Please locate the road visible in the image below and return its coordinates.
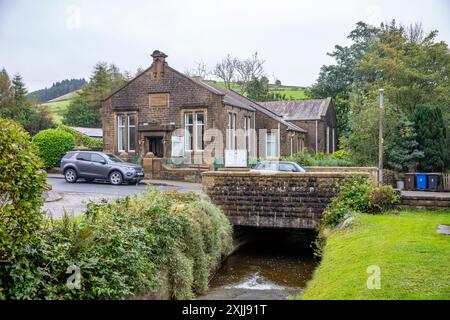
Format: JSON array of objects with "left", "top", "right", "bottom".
[
  {"left": 44, "top": 177, "right": 202, "bottom": 218},
  {"left": 48, "top": 177, "right": 200, "bottom": 196}
]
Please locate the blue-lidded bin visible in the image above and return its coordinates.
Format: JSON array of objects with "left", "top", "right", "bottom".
[{"left": 416, "top": 173, "right": 427, "bottom": 191}]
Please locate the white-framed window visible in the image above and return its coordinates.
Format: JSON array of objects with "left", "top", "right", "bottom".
[
  {"left": 266, "top": 132, "right": 277, "bottom": 158},
  {"left": 185, "top": 113, "right": 194, "bottom": 151},
  {"left": 244, "top": 116, "right": 251, "bottom": 151},
  {"left": 227, "top": 112, "right": 236, "bottom": 150},
  {"left": 117, "top": 114, "right": 135, "bottom": 153},
  {"left": 184, "top": 111, "right": 204, "bottom": 152},
  {"left": 128, "top": 116, "right": 136, "bottom": 152},
  {"left": 195, "top": 112, "right": 204, "bottom": 151},
  {"left": 118, "top": 115, "right": 126, "bottom": 152}
]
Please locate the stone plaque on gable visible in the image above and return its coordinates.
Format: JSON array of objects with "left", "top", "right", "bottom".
[{"left": 149, "top": 93, "right": 169, "bottom": 108}]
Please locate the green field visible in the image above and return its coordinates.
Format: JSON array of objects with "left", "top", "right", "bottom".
[
  {"left": 39, "top": 90, "right": 80, "bottom": 124},
  {"left": 208, "top": 81, "right": 308, "bottom": 100},
  {"left": 40, "top": 100, "right": 72, "bottom": 124},
  {"left": 302, "top": 210, "right": 450, "bottom": 300}
]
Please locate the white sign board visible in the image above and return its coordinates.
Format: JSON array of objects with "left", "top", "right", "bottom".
[
  {"left": 171, "top": 135, "right": 185, "bottom": 157},
  {"left": 225, "top": 149, "right": 248, "bottom": 167}
]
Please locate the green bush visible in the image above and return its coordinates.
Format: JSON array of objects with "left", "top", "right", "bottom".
[
  {"left": 368, "top": 185, "right": 400, "bottom": 213},
  {"left": 5, "top": 188, "right": 233, "bottom": 300},
  {"left": 0, "top": 118, "right": 48, "bottom": 297},
  {"left": 331, "top": 149, "right": 350, "bottom": 161},
  {"left": 322, "top": 175, "right": 400, "bottom": 229},
  {"left": 32, "top": 128, "right": 76, "bottom": 168},
  {"left": 314, "top": 152, "right": 325, "bottom": 160}
]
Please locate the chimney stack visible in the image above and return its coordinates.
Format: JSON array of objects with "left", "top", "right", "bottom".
[{"left": 151, "top": 50, "right": 168, "bottom": 80}]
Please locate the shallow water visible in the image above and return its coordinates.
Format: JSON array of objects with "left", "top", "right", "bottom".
[{"left": 198, "top": 231, "right": 318, "bottom": 300}]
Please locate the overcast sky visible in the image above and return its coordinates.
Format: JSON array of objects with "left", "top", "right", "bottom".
[{"left": 1, "top": 0, "right": 449, "bottom": 92}]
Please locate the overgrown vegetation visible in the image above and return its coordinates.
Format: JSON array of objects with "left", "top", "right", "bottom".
[
  {"left": 2, "top": 189, "right": 232, "bottom": 300},
  {"left": 0, "top": 118, "right": 48, "bottom": 298},
  {"left": 322, "top": 175, "right": 400, "bottom": 229},
  {"left": 282, "top": 149, "right": 355, "bottom": 167}
]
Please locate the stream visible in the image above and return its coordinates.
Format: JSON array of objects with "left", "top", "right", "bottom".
[{"left": 198, "top": 229, "right": 318, "bottom": 300}]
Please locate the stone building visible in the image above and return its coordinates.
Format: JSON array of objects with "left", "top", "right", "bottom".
[
  {"left": 259, "top": 99, "right": 337, "bottom": 154},
  {"left": 101, "top": 50, "right": 306, "bottom": 173}
]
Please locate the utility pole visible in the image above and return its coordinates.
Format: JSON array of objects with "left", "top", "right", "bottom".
[{"left": 378, "top": 88, "right": 384, "bottom": 185}]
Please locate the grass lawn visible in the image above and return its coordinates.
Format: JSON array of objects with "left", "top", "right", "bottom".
[{"left": 302, "top": 210, "right": 450, "bottom": 300}]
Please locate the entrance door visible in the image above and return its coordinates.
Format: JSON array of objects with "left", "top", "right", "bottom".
[{"left": 148, "top": 137, "right": 164, "bottom": 158}]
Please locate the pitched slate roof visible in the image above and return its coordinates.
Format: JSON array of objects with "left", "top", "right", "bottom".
[
  {"left": 198, "top": 81, "right": 306, "bottom": 132},
  {"left": 259, "top": 98, "right": 332, "bottom": 121}
]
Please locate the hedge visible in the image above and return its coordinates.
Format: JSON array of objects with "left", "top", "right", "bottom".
[
  {"left": 0, "top": 118, "right": 48, "bottom": 298},
  {"left": 31, "top": 128, "right": 76, "bottom": 169}
]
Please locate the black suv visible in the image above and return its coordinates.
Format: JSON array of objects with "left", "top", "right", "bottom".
[{"left": 60, "top": 151, "right": 144, "bottom": 185}]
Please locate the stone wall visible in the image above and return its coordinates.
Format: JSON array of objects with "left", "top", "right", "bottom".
[
  {"left": 202, "top": 171, "right": 369, "bottom": 229},
  {"left": 143, "top": 157, "right": 208, "bottom": 182},
  {"left": 305, "top": 167, "right": 378, "bottom": 185}
]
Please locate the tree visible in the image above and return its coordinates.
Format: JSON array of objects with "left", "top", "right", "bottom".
[
  {"left": 184, "top": 60, "right": 210, "bottom": 79},
  {"left": 0, "top": 69, "right": 54, "bottom": 135},
  {"left": 0, "top": 68, "right": 14, "bottom": 112},
  {"left": 246, "top": 76, "right": 269, "bottom": 101},
  {"left": 235, "top": 52, "right": 265, "bottom": 93},
  {"left": 27, "top": 78, "right": 86, "bottom": 103},
  {"left": 275, "top": 79, "right": 282, "bottom": 86},
  {"left": 413, "top": 104, "right": 447, "bottom": 172},
  {"left": 309, "top": 21, "right": 379, "bottom": 135},
  {"left": 213, "top": 55, "right": 238, "bottom": 89},
  {"left": 64, "top": 62, "right": 128, "bottom": 127},
  {"left": 63, "top": 95, "right": 100, "bottom": 128},
  {"left": 386, "top": 116, "right": 424, "bottom": 172}
]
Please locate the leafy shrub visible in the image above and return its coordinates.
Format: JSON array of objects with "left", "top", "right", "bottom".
[
  {"left": 0, "top": 118, "right": 48, "bottom": 297},
  {"left": 331, "top": 149, "right": 350, "bottom": 161},
  {"left": 314, "top": 152, "right": 326, "bottom": 160},
  {"left": 322, "top": 175, "right": 400, "bottom": 229},
  {"left": 32, "top": 128, "right": 76, "bottom": 168},
  {"left": 5, "top": 188, "right": 233, "bottom": 300},
  {"left": 368, "top": 185, "right": 400, "bottom": 213}
]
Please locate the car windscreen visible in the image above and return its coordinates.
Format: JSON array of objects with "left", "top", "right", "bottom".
[
  {"left": 106, "top": 154, "right": 123, "bottom": 163},
  {"left": 255, "top": 162, "right": 278, "bottom": 170}
]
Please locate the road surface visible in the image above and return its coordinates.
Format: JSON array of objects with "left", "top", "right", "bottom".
[{"left": 44, "top": 177, "right": 202, "bottom": 218}]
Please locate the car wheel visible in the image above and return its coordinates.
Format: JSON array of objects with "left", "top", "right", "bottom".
[
  {"left": 109, "top": 171, "right": 123, "bottom": 185},
  {"left": 64, "top": 169, "right": 78, "bottom": 183}
]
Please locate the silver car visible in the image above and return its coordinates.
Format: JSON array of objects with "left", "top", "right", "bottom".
[
  {"left": 251, "top": 161, "right": 306, "bottom": 173},
  {"left": 60, "top": 151, "right": 144, "bottom": 185}
]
